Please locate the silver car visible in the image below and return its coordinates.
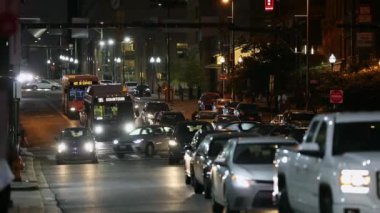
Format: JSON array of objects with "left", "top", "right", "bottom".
[{"left": 210, "top": 136, "right": 297, "bottom": 212}]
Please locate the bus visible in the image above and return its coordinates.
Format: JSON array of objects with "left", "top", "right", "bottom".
[
  {"left": 61, "top": 75, "right": 99, "bottom": 118},
  {"left": 79, "top": 84, "right": 135, "bottom": 141}
]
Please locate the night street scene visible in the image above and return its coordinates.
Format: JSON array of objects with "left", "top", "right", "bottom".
[{"left": 2, "top": 0, "right": 380, "bottom": 212}]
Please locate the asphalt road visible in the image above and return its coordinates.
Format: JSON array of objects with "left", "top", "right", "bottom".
[{"left": 20, "top": 90, "right": 277, "bottom": 213}]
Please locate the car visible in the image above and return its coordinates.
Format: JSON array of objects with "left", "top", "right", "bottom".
[
  {"left": 133, "top": 84, "right": 151, "bottom": 97},
  {"left": 112, "top": 125, "right": 173, "bottom": 158},
  {"left": 125, "top": 81, "right": 138, "bottom": 93},
  {"left": 212, "top": 98, "right": 232, "bottom": 113},
  {"left": 222, "top": 101, "right": 239, "bottom": 115},
  {"left": 281, "top": 110, "right": 315, "bottom": 129},
  {"left": 99, "top": 80, "right": 113, "bottom": 85},
  {"left": 212, "top": 114, "right": 240, "bottom": 130},
  {"left": 140, "top": 101, "right": 170, "bottom": 125},
  {"left": 167, "top": 121, "right": 213, "bottom": 164},
  {"left": 198, "top": 92, "right": 220, "bottom": 111},
  {"left": 234, "top": 103, "right": 262, "bottom": 122},
  {"left": 154, "top": 111, "right": 185, "bottom": 127},
  {"left": 55, "top": 127, "right": 98, "bottom": 164},
  {"left": 24, "top": 79, "right": 61, "bottom": 90},
  {"left": 194, "top": 110, "right": 218, "bottom": 123},
  {"left": 191, "top": 131, "right": 260, "bottom": 199},
  {"left": 211, "top": 136, "right": 297, "bottom": 212}
]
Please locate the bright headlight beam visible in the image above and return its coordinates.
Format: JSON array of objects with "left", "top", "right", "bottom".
[
  {"left": 57, "top": 143, "right": 67, "bottom": 153},
  {"left": 113, "top": 139, "right": 119, "bottom": 145},
  {"left": 168, "top": 140, "right": 177, "bottom": 146},
  {"left": 231, "top": 175, "right": 252, "bottom": 188},
  {"left": 124, "top": 123, "right": 134, "bottom": 133},
  {"left": 94, "top": 125, "right": 103, "bottom": 134},
  {"left": 84, "top": 142, "right": 94, "bottom": 152}
]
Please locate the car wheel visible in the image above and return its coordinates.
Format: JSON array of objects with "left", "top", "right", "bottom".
[
  {"left": 116, "top": 153, "right": 125, "bottom": 159},
  {"left": 192, "top": 175, "right": 203, "bottom": 194},
  {"left": 278, "top": 184, "right": 293, "bottom": 213},
  {"left": 56, "top": 157, "right": 62, "bottom": 165},
  {"left": 91, "top": 156, "right": 98, "bottom": 164},
  {"left": 51, "top": 86, "right": 57, "bottom": 90},
  {"left": 319, "top": 188, "right": 333, "bottom": 213},
  {"left": 168, "top": 157, "right": 176, "bottom": 165},
  {"left": 203, "top": 177, "right": 211, "bottom": 199},
  {"left": 225, "top": 204, "right": 239, "bottom": 213},
  {"left": 185, "top": 175, "right": 191, "bottom": 185},
  {"left": 32, "top": 85, "right": 38, "bottom": 90},
  {"left": 145, "top": 144, "right": 154, "bottom": 157}
]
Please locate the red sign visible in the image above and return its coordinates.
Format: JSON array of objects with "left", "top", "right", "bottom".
[
  {"left": 265, "top": 0, "right": 274, "bottom": 11},
  {"left": 330, "top": 90, "right": 344, "bottom": 104},
  {"left": 219, "top": 74, "right": 228, "bottom": 80}
]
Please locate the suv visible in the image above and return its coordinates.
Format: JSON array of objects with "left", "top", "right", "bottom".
[
  {"left": 198, "top": 92, "right": 220, "bottom": 111},
  {"left": 234, "top": 103, "right": 262, "bottom": 122},
  {"left": 154, "top": 111, "right": 185, "bottom": 127},
  {"left": 141, "top": 102, "right": 170, "bottom": 125}
]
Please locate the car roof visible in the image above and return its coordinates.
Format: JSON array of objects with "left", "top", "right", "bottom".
[
  {"left": 206, "top": 131, "right": 260, "bottom": 139},
  {"left": 315, "top": 111, "right": 380, "bottom": 123},
  {"left": 234, "top": 136, "right": 298, "bottom": 145}
]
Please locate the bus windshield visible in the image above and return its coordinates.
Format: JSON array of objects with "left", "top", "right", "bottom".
[
  {"left": 69, "top": 88, "right": 86, "bottom": 101},
  {"left": 94, "top": 102, "right": 134, "bottom": 121}
]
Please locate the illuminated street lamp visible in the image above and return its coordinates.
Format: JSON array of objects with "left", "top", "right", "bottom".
[
  {"left": 99, "top": 40, "right": 105, "bottom": 47},
  {"left": 329, "top": 54, "right": 336, "bottom": 72},
  {"left": 150, "top": 56, "right": 161, "bottom": 93},
  {"left": 238, "top": 56, "right": 243, "bottom": 64},
  {"left": 47, "top": 59, "right": 51, "bottom": 64},
  {"left": 108, "top": 39, "right": 115, "bottom": 46}
]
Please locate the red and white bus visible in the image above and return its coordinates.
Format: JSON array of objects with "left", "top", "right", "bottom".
[{"left": 62, "top": 74, "right": 99, "bottom": 118}]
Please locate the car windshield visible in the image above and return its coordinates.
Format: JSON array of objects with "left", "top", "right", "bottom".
[
  {"left": 162, "top": 114, "right": 185, "bottom": 123},
  {"left": 69, "top": 88, "right": 86, "bottom": 101},
  {"left": 62, "top": 129, "right": 92, "bottom": 141},
  {"left": 233, "top": 143, "right": 294, "bottom": 164},
  {"left": 146, "top": 103, "right": 169, "bottom": 112},
  {"left": 94, "top": 102, "right": 134, "bottom": 121},
  {"left": 176, "top": 124, "right": 206, "bottom": 138},
  {"left": 333, "top": 122, "right": 380, "bottom": 155},
  {"left": 208, "top": 139, "right": 228, "bottom": 157},
  {"left": 202, "top": 94, "right": 219, "bottom": 101},
  {"left": 291, "top": 113, "right": 315, "bottom": 121}
]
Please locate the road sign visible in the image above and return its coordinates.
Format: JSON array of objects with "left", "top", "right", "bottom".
[
  {"left": 330, "top": 90, "right": 344, "bottom": 104},
  {"left": 219, "top": 73, "right": 227, "bottom": 80},
  {"left": 265, "top": 0, "right": 274, "bottom": 11}
]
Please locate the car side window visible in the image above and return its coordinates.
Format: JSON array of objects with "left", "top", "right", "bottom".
[
  {"left": 304, "top": 121, "right": 319, "bottom": 142},
  {"left": 129, "top": 128, "right": 141, "bottom": 136},
  {"left": 141, "top": 128, "right": 152, "bottom": 135},
  {"left": 42, "top": 80, "right": 49, "bottom": 84},
  {"left": 315, "top": 122, "right": 327, "bottom": 153}
]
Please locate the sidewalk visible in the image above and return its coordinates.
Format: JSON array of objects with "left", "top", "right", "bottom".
[{"left": 9, "top": 149, "right": 61, "bottom": 213}]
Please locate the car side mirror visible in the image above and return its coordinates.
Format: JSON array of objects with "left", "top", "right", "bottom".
[
  {"left": 298, "top": 143, "right": 323, "bottom": 158},
  {"left": 214, "top": 157, "right": 227, "bottom": 167}
]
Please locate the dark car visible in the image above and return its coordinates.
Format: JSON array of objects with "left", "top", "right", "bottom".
[
  {"left": 167, "top": 121, "right": 213, "bottom": 164},
  {"left": 154, "top": 111, "right": 185, "bottom": 127},
  {"left": 112, "top": 125, "right": 173, "bottom": 158},
  {"left": 198, "top": 92, "right": 220, "bottom": 111},
  {"left": 222, "top": 101, "right": 239, "bottom": 115},
  {"left": 140, "top": 101, "right": 170, "bottom": 125},
  {"left": 55, "top": 127, "right": 98, "bottom": 164},
  {"left": 282, "top": 110, "right": 315, "bottom": 129},
  {"left": 234, "top": 103, "right": 262, "bottom": 122},
  {"left": 191, "top": 132, "right": 260, "bottom": 199},
  {"left": 266, "top": 124, "right": 306, "bottom": 143},
  {"left": 212, "top": 114, "right": 240, "bottom": 130},
  {"left": 133, "top": 84, "right": 151, "bottom": 97}
]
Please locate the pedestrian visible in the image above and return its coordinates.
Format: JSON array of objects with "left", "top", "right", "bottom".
[
  {"left": 197, "top": 85, "right": 201, "bottom": 99},
  {"left": 157, "top": 84, "right": 161, "bottom": 99},
  {"left": 178, "top": 85, "right": 184, "bottom": 101}
]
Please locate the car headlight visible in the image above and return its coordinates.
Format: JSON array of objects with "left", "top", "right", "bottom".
[
  {"left": 217, "top": 125, "right": 223, "bottom": 130},
  {"left": 133, "top": 139, "right": 143, "bottom": 144},
  {"left": 124, "top": 123, "right": 134, "bottom": 133},
  {"left": 134, "top": 104, "right": 139, "bottom": 109},
  {"left": 340, "top": 170, "right": 370, "bottom": 194},
  {"left": 57, "top": 143, "right": 67, "bottom": 153},
  {"left": 147, "top": 113, "right": 154, "bottom": 119},
  {"left": 70, "top": 107, "right": 76, "bottom": 112},
  {"left": 231, "top": 175, "right": 253, "bottom": 188},
  {"left": 113, "top": 139, "right": 119, "bottom": 145},
  {"left": 94, "top": 125, "right": 103, "bottom": 134},
  {"left": 168, "top": 140, "right": 177, "bottom": 146},
  {"left": 84, "top": 142, "right": 94, "bottom": 152}
]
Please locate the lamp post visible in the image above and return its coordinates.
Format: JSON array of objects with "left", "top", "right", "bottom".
[
  {"left": 150, "top": 56, "right": 161, "bottom": 93},
  {"left": 122, "top": 36, "right": 133, "bottom": 83},
  {"left": 219, "top": 56, "right": 226, "bottom": 98},
  {"left": 329, "top": 54, "right": 336, "bottom": 72},
  {"left": 108, "top": 39, "right": 115, "bottom": 82}
]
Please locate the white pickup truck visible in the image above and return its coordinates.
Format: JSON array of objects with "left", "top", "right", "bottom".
[{"left": 273, "top": 112, "right": 380, "bottom": 213}]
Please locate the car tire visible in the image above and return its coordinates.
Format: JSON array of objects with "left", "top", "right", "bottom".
[
  {"left": 203, "top": 177, "right": 211, "bottom": 199},
  {"left": 278, "top": 185, "right": 293, "bottom": 213},
  {"left": 56, "top": 157, "right": 62, "bottom": 165},
  {"left": 319, "top": 188, "right": 333, "bottom": 213},
  {"left": 212, "top": 198, "right": 223, "bottom": 213},
  {"left": 226, "top": 205, "right": 239, "bottom": 213},
  {"left": 32, "top": 85, "right": 38, "bottom": 90},
  {"left": 168, "top": 157, "right": 176, "bottom": 165},
  {"left": 192, "top": 176, "right": 203, "bottom": 194},
  {"left": 185, "top": 175, "right": 191, "bottom": 185},
  {"left": 91, "top": 157, "right": 98, "bottom": 164},
  {"left": 51, "top": 86, "right": 57, "bottom": 90},
  {"left": 145, "top": 144, "right": 154, "bottom": 157},
  {"left": 116, "top": 153, "right": 125, "bottom": 159}
]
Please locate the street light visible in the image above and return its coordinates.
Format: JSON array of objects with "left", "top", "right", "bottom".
[
  {"left": 329, "top": 54, "right": 336, "bottom": 72},
  {"left": 238, "top": 56, "right": 243, "bottom": 64},
  {"left": 150, "top": 56, "right": 161, "bottom": 93}
]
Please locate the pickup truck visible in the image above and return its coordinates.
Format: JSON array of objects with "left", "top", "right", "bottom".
[{"left": 273, "top": 112, "right": 380, "bottom": 213}]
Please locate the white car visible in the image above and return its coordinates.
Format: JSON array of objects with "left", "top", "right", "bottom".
[
  {"left": 125, "top": 82, "right": 138, "bottom": 93},
  {"left": 211, "top": 136, "right": 297, "bottom": 213},
  {"left": 25, "top": 79, "right": 61, "bottom": 90}
]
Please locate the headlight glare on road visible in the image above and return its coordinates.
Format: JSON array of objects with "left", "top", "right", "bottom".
[
  {"left": 84, "top": 142, "right": 94, "bottom": 152},
  {"left": 113, "top": 139, "right": 119, "bottom": 145},
  {"left": 168, "top": 140, "right": 177, "bottom": 146},
  {"left": 133, "top": 139, "right": 143, "bottom": 144},
  {"left": 70, "top": 107, "right": 76, "bottom": 112},
  {"left": 231, "top": 175, "right": 252, "bottom": 188},
  {"left": 94, "top": 125, "right": 103, "bottom": 134},
  {"left": 57, "top": 143, "right": 67, "bottom": 153},
  {"left": 340, "top": 170, "right": 370, "bottom": 194},
  {"left": 124, "top": 123, "right": 134, "bottom": 133}
]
